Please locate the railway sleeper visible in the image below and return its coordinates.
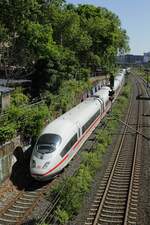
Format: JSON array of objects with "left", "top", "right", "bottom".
[
  {"left": 16, "top": 200, "right": 33, "bottom": 205},
  {"left": 107, "top": 194, "right": 127, "bottom": 200},
  {"left": 95, "top": 195, "right": 102, "bottom": 199},
  {"left": 131, "top": 191, "right": 139, "bottom": 196},
  {"left": 130, "top": 203, "right": 138, "bottom": 208},
  {"left": 12, "top": 204, "right": 29, "bottom": 209},
  {"left": 114, "top": 172, "right": 131, "bottom": 176},
  {"left": 94, "top": 195, "right": 102, "bottom": 199},
  {"left": 131, "top": 195, "right": 139, "bottom": 200},
  {"left": 105, "top": 197, "right": 127, "bottom": 202},
  {"left": 109, "top": 187, "right": 128, "bottom": 192},
  {"left": 5, "top": 210, "right": 23, "bottom": 216},
  {"left": 114, "top": 168, "right": 131, "bottom": 172},
  {"left": 108, "top": 190, "right": 127, "bottom": 195},
  {"left": 102, "top": 209, "right": 124, "bottom": 214},
  {"left": 93, "top": 200, "right": 101, "bottom": 203},
  {"left": 103, "top": 205, "right": 125, "bottom": 210},
  {"left": 99, "top": 183, "right": 107, "bottom": 188},
  {"left": 96, "top": 192, "right": 103, "bottom": 196},
  {"left": 110, "top": 183, "right": 129, "bottom": 188},
  {"left": 102, "top": 177, "right": 110, "bottom": 183},
  {"left": 128, "top": 215, "right": 137, "bottom": 220},
  {"left": 132, "top": 184, "right": 139, "bottom": 189},
  {"left": 128, "top": 221, "right": 136, "bottom": 225},
  {"left": 0, "top": 217, "right": 17, "bottom": 223},
  {"left": 100, "top": 213, "right": 123, "bottom": 219},
  {"left": 106, "top": 194, "right": 127, "bottom": 200},
  {"left": 130, "top": 198, "right": 138, "bottom": 203},
  {"left": 90, "top": 208, "right": 98, "bottom": 211},
  {"left": 8, "top": 208, "right": 25, "bottom": 213},
  {"left": 105, "top": 166, "right": 114, "bottom": 172},
  {"left": 111, "top": 180, "right": 129, "bottom": 185},
  {"left": 115, "top": 164, "right": 132, "bottom": 169},
  {"left": 91, "top": 204, "right": 99, "bottom": 208},
  {"left": 130, "top": 206, "right": 138, "bottom": 211},
  {"left": 28, "top": 190, "right": 40, "bottom": 194},
  {"left": 111, "top": 178, "right": 130, "bottom": 182},
  {"left": 84, "top": 222, "right": 93, "bottom": 225},
  {"left": 86, "top": 217, "right": 94, "bottom": 220},
  {"left": 4, "top": 212, "right": 22, "bottom": 218},
  {"left": 105, "top": 200, "right": 125, "bottom": 206},
  {"left": 98, "top": 217, "right": 122, "bottom": 224},
  {"left": 112, "top": 176, "right": 130, "bottom": 181},
  {"left": 117, "top": 161, "right": 132, "bottom": 165},
  {"left": 89, "top": 212, "right": 96, "bottom": 216},
  {"left": 129, "top": 211, "right": 137, "bottom": 216},
  {"left": 20, "top": 197, "right": 34, "bottom": 201}
]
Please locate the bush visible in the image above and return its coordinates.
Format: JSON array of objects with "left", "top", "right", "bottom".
[
  {"left": 6, "top": 103, "right": 50, "bottom": 141},
  {"left": 82, "top": 152, "right": 101, "bottom": 172},
  {"left": 96, "top": 130, "right": 111, "bottom": 147},
  {"left": 55, "top": 208, "right": 69, "bottom": 224},
  {"left": 0, "top": 122, "right": 16, "bottom": 144},
  {"left": 19, "top": 104, "right": 50, "bottom": 139},
  {"left": 11, "top": 87, "right": 29, "bottom": 106}
]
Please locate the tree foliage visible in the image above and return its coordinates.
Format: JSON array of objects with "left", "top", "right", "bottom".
[{"left": 0, "top": 0, "right": 129, "bottom": 94}]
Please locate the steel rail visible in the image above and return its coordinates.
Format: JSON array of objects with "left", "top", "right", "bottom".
[
  {"left": 123, "top": 78, "right": 143, "bottom": 225},
  {"left": 84, "top": 77, "right": 143, "bottom": 225},
  {"left": 92, "top": 83, "right": 135, "bottom": 225}
]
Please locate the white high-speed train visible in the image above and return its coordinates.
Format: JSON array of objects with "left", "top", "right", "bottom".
[{"left": 30, "top": 70, "right": 125, "bottom": 181}]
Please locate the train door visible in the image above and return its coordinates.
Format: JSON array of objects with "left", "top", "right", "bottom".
[
  {"left": 97, "top": 98, "right": 104, "bottom": 113},
  {"left": 76, "top": 122, "right": 82, "bottom": 139}
]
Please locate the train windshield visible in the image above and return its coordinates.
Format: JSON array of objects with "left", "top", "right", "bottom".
[{"left": 36, "top": 134, "right": 62, "bottom": 154}]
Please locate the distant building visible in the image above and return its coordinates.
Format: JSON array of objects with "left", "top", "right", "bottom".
[
  {"left": 143, "top": 52, "right": 150, "bottom": 63},
  {"left": 117, "top": 54, "right": 144, "bottom": 65}
]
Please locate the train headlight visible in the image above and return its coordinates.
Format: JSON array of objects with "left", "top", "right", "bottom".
[
  {"left": 43, "top": 162, "right": 50, "bottom": 169},
  {"left": 31, "top": 160, "right": 36, "bottom": 168}
]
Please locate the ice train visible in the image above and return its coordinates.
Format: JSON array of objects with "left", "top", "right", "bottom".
[{"left": 30, "top": 70, "right": 125, "bottom": 181}]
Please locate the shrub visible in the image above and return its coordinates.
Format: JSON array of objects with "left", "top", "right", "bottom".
[
  {"left": 0, "top": 122, "right": 16, "bottom": 144},
  {"left": 55, "top": 208, "right": 69, "bottom": 224},
  {"left": 19, "top": 104, "right": 50, "bottom": 139},
  {"left": 11, "top": 87, "right": 29, "bottom": 106},
  {"left": 82, "top": 152, "right": 101, "bottom": 172}
]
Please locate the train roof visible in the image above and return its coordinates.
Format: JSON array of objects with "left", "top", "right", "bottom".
[
  {"left": 41, "top": 97, "right": 100, "bottom": 139},
  {"left": 41, "top": 117, "right": 77, "bottom": 140},
  {"left": 62, "top": 97, "right": 100, "bottom": 126},
  {"left": 94, "top": 87, "right": 110, "bottom": 103}
]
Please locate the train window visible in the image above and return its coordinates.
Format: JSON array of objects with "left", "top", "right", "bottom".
[
  {"left": 82, "top": 110, "right": 100, "bottom": 133},
  {"left": 60, "top": 134, "right": 77, "bottom": 158},
  {"left": 36, "top": 134, "right": 62, "bottom": 154}
]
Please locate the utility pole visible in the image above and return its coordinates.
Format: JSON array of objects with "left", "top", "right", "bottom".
[{"left": 144, "top": 68, "right": 150, "bottom": 88}]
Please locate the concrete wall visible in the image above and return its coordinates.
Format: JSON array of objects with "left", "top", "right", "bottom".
[
  {"left": 0, "top": 136, "right": 21, "bottom": 184},
  {"left": 1, "top": 93, "right": 11, "bottom": 111}
]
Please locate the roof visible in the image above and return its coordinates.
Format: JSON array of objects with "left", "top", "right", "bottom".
[
  {"left": 63, "top": 98, "right": 100, "bottom": 126},
  {"left": 0, "top": 86, "right": 14, "bottom": 94},
  {"left": 0, "top": 79, "right": 31, "bottom": 86}
]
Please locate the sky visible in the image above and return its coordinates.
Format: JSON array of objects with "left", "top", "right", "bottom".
[{"left": 66, "top": 0, "right": 150, "bottom": 55}]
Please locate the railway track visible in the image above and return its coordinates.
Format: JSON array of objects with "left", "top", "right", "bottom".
[
  {"left": 0, "top": 76, "right": 143, "bottom": 225},
  {"left": 0, "top": 179, "right": 58, "bottom": 225},
  {"left": 0, "top": 117, "right": 107, "bottom": 225},
  {"left": 83, "top": 77, "right": 145, "bottom": 225}
]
